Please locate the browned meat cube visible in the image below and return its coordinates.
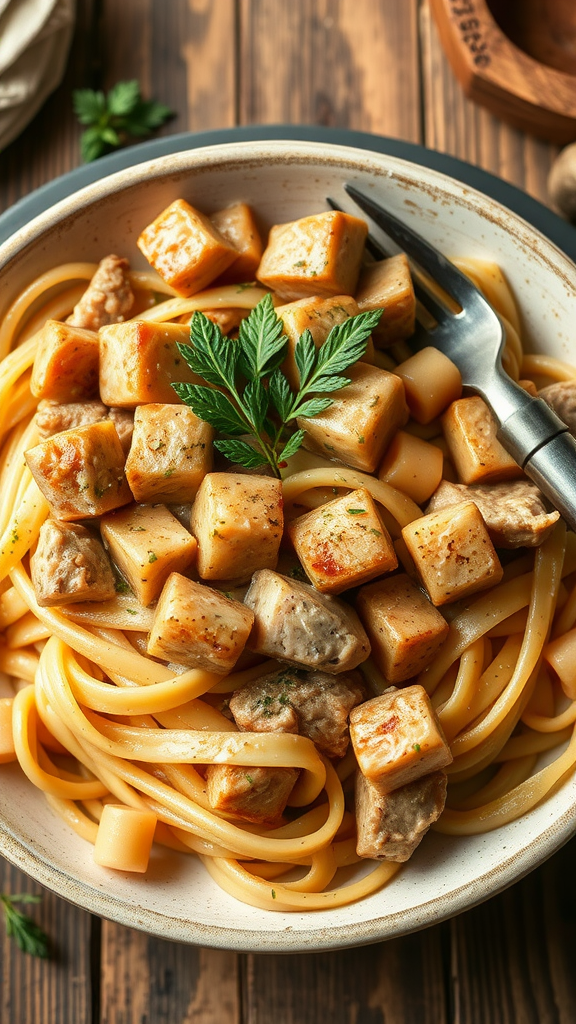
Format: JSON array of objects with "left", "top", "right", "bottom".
[
  {"left": 35, "top": 399, "right": 109, "bottom": 439},
  {"left": 30, "top": 321, "right": 99, "bottom": 402},
  {"left": 30, "top": 519, "right": 115, "bottom": 607},
  {"left": 137, "top": 199, "right": 238, "bottom": 295},
  {"left": 356, "top": 575, "right": 449, "bottom": 683},
  {"left": 100, "top": 505, "right": 197, "bottom": 607},
  {"left": 426, "top": 479, "right": 560, "bottom": 548},
  {"left": 25, "top": 420, "right": 132, "bottom": 521},
  {"left": 257, "top": 211, "right": 368, "bottom": 301},
  {"left": 147, "top": 573, "right": 254, "bottom": 672},
  {"left": 442, "top": 396, "right": 523, "bottom": 484},
  {"left": 355, "top": 254, "right": 416, "bottom": 347},
  {"left": 205, "top": 764, "right": 298, "bottom": 824},
  {"left": 401, "top": 501, "right": 503, "bottom": 606},
  {"left": 190, "top": 473, "right": 283, "bottom": 581},
  {"left": 125, "top": 404, "right": 213, "bottom": 504},
  {"left": 298, "top": 362, "right": 408, "bottom": 473},
  {"left": 539, "top": 380, "right": 576, "bottom": 435},
  {"left": 350, "top": 687, "right": 452, "bottom": 790},
  {"left": 355, "top": 769, "right": 447, "bottom": 861},
  {"left": 288, "top": 487, "right": 397, "bottom": 595},
  {"left": 99, "top": 320, "right": 202, "bottom": 407},
  {"left": 210, "top": 203, "right": 264, "bottom": 284},
  {"left": 244, "top": 569, "right": 370, "bottom": 673},
  {"left": 229, "top": 668, "right": 366, "bottom": 759},
  {"left": 67, "top": 255, "right": 134, "bottom": 330}
]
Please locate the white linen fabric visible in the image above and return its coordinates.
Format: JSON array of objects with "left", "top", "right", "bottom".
[{"left": 0, "top": 0, "right": 75, "bottom": 151}]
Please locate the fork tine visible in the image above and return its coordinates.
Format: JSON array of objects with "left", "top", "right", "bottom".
[
  {"left": 344, "top": 183, "right": 478, "bottom": 308},
  {"left": 327, "top": 194, "right": 447, "bottom": 325}
]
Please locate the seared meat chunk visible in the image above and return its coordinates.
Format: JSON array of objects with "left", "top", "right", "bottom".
[
  {"left": 36, "top": 399, "right": 108, "bottom": 439},
  {"left": 68, "top": 255, "right": 134, "bottom": 330},
  {"left": 539, "top": 380, "right": 576, "bottom": 436},
  {"left": 244, "top": 569, "right": 370, "bottom": 673},
  {"left": 31, "top": 519, "right": 115, "bottom": 606},
  {"left": 426, "top": 479, "right": 559, "bottom": 548},
  {"left": 205, "top": 764, "right": 298, "bottom": 825},
  {"left": 355, "top": 770, "right": 447, "bottom": 861},
  {"left": 229, "top": 668, "right": 366, "bottom": 759}
]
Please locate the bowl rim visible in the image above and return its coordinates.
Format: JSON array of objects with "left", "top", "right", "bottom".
[{"left": 1, "top": 135, "right": 576, "bottom": 952}]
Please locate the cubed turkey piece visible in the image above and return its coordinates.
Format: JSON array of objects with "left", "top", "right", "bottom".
[
  {"left": 349, "top": 686, "right": 452, "bottom": 790},
  {"left": 229, "top": 667, "right": 366, "bottom": 759},
  {"left": 298, "top": 362, "right": 409, "bottom": 473},
  {"left": 100, "top": 504, "right": 197, "bottom": 606},
  {"left": 276, "top": 294, "right": 360, "bottom": 389},
  {"left": 355, "top": 769, "right": 447, "bottom": 861},
  {"left": 426, "top": 479, "right": 560, "bottom": 548},
  {"left": 210, "top": 202, "right": 264, "bottom": 284},
  {"left": 67, "top": 255, "right": 134, "bottom": 330},
  {"left": 137, "top": 199, "right": 238, "bottom": 295},
  {"left": 36, "top": 399, "right": 108, "bottom": 439},
  {"left": 35, "top": 400, "right": 134, "bottom": 455},
  {"left": 205, "top": 764, "right": 299, "bottom": 825},
  {"left": 25, "top": 420, "right": 132, "bottom": 521},
  {"left": 441, "top": 396, "right": 523, "bottom": 484},
  {"left": 288, "top": 487, "right": 397, "bottom": 595},
  {"left": 244, "top": 569, "right": 370, "bottom": 673},
  {"left": 539, "top": 381, "right": 576, "bottom": 436},
  {"left": 257, "top": 211, "right": 368, "bottom": 301},
  {"left": 190, "top": 473, "right": 283, "bottom": 581},
  {"left": 401, "top": 500, "right": 503, "bottom": 606},
  {"left": 99, "top": 320, "right": 202, "bottom": 407},
  {"left": 30, "top": 320, "right": 99, "bottom": 402},
  {"left": 356, "top": 574, "right": 449, "bottom": 683},
  {"left": 147, "top": 573, "right": 254, "bottom": 673},
  {"left": 125, "top": 403, "right": 213, "bottom": 504},
  {"left": 355, "top": 254, "right": 416, "bottom": 347},
  {"left": 30, "top": 519, "right": 115, "bottom": 607}
]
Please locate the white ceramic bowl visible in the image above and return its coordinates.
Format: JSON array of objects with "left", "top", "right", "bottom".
[{"left": 1, "top": 140, "right": 575, "bottom": 952}]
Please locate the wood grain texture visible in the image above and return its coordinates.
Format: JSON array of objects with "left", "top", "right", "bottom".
[
  {"left": 239, "top": 0, "right": 421, "bottom": 140},
  {"left": 243, "top": 927, "right": 449, "bottom": 1024},
  {"left": 0, "top": 862, "right": 94, "bottom": 1024},
  {"left": 420, "top": 0, "right": 560, "bottom": 204},
  {"left": 100, "top": 921, "right": 240, "bottom": 1024}
]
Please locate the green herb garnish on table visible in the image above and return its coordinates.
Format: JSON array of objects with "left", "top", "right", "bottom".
[
  {"left": 172, "top": 294, "right": 381, "bottom": 478},
  {"left": 73, "top": 80, "right": 173, "bottom": 162},
  {"left": 1, "top": 893, "right": 50, "bottom": 958}
]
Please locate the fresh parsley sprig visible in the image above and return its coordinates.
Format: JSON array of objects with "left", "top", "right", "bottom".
[
  {"left": 172, "top": 294, "right": 381, "bottom": 477},
  {"left": 73, "top": 80, "right": 173, "bottom": 162},
  {"left": 1, "top": 893, "right": 49, "bottom": 958}
]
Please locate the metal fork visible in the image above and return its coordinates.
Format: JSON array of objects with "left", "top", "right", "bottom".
[{"left": 329, "top": 183, "right": 576, "bottom": 532}]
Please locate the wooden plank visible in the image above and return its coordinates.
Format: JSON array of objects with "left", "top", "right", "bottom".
[
  {"left": 0, "top": 860, "right": 94, "bottom": 1024},
  {"left": 420, "top": 0, "right": 559, "bottom": 205},
  {"left": 239, "top": 0, "right": 422, "bottom": 141},
  {"left": 242, "top": 926, "right": 449, "bottom": 1024},
  {"left": 99, "top": 921, "right": 240, "bottom": 1024},
  {"left": 101, "top": 0, "right": 237, "bottom": 132},
  {"left": 451, "top": 837, "right": 576, "bottom": 1023}
]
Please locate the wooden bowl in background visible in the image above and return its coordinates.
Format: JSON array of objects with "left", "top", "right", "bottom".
[{"left": 430, "top": 0, "right": 576, "bottom": 143}]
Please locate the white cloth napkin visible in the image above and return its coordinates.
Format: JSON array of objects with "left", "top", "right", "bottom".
[{"left": 0, "top": 0, "right": 75, "bottom": 151}]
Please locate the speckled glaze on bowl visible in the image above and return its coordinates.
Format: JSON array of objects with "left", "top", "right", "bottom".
[{"left": 1, "top": 140, "right": 575, "bottom": 952}]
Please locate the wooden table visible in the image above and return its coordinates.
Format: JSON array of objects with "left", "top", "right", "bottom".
[{"left": 1, "top": 2, "right": 576, "bottom": 1021}]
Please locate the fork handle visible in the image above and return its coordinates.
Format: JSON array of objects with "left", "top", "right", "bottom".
[{"left": 496, "top": 398, "right": 576, "bottom": 532}]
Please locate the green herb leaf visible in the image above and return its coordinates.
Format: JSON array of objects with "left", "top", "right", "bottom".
[
  {"left": 294, "top": 329, "right": 317, "bottom": 388},
  {"left": 1, "top": 894, "right": 49, "bottom": 958},
  {"left": 292, "top": 396, "right": 333, "bottom": 419},
  {"left": 244, "top": 379, "right": 269, "bottom": 432},
  {"left": 73, "top": 81, "right": 173, "bottom": 162},
  {"left": 73, "top": 89, "right": 107, "bottom": 124},
  {"left": 238, "top": 292, "right": 286, "bottom": 380},
  {"left": 173, "top": 384, "right": 247, "bottom": 436},
  {"left": 268, "top": 369, "right": 293, "bottom": 423},
  {"left": 313, "top": 309, "right": 382, "bottom": 379},
  {"left": 107, "top": 79, "right": 141, "bottom": 116},
  {"left": 179, "top": 312, "right": 238, "bottom": 389},
  {"left": 278, "top": 429, "right": 306, "bottom": 463},
  {"left": 305, "top": 374, "right": 351, "bottom": 394},
  {"left": 214, "top": 439, "right": 268, "bottom": 468}
]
